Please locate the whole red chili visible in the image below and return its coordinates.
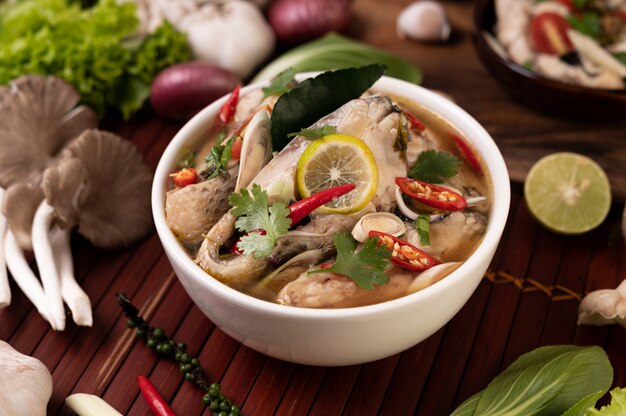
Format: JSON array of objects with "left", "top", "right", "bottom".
[
  {"left": 396, "top": 177, "right": 467, "bottom": 211},
  {"left": 288, "top": 183, "right": 356, "bottom": 225},
  {"left": 138, "top": 375, "right": 177, "bottom": 416},
  {"left": 218, "top": 84, "right": 241, "bottom": 125},
  {"left": 170, "top": 168, "right": 197, "bottom": 188},
  {"left": 369, "top": 231, "right": 439, "bottom": 272},
  {"left": 450, "top": 133, "right": 483, "bottom": 175},
  {"left": 405, "top": 111, "right": 426, "bottom": 132}
]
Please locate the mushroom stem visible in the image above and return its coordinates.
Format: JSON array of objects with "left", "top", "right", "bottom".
[
  {"left": 4, "top": 231, "right": 53, "bottom": 326},
  {"left": 32, "top": 200, "right": 65, "bottom": 331},
  {"left": 0, "top": 187, "right": 10, "bottom": 309},
  {"left": 50, "top": 225, "right": 92, "bottom": 327}
]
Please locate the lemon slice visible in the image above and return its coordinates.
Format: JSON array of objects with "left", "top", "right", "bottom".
[
  {"left": 524, "top": 152, "right": 611, "bottom": 234},
  {"left": 296, "top": 134, "right": 378, "bottom": 214}
]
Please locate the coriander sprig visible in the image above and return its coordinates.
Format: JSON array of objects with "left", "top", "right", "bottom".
[{"left": 116, "top": 293, "right": 241, "bottom": 415}]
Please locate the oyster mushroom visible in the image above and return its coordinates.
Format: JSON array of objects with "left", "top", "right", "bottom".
[
  {"left": 0, "top": 341, "right": 52, "bottom": 416},
  {"left": 0, "top": 75, "right": 96, "bottom": 322},
  {"left": 351, "top": 212, "right": 404, "bottom": 243},
  {"left": 31, "top": 129, "right": 152, "bottom": 329},
  {"left": 578, "top": 279, "right": 626, "bottom": 328}
]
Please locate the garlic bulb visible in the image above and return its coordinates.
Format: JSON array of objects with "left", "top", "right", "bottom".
[
  {"left": 578, "top": 279, "right": 626, "bottom": 328},
  {"left": 397, "top": 1, "right": 451, "bottom": 43},
  {"left": 0, "top": 341, "right": 52, "bottom": 416},
  {"left": 351, "top": 212, "right": 405, "bottom": 243},
  {"left": 180, "top": 0, "right": 275, "bottom": 78}
]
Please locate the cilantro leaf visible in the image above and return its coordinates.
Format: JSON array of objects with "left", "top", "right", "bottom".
[
  {"left": 309, "top": 232, "right": 391, "bottom": 290},
  {"left": 408, "top": 149, "right": 462, "bottom": 184},
  {"left": 262, "top": 67, "right": 297, "bottom": 98},
  {"left": 203, "top": 133, "right": 237, "bottom": 179},
  {"left": 228, "top": 184, "right": 291, "bottom": 259},
  {"left": 287, "top": 125, "right": 337, "bottom": 139},
  {"left": 416, "top": 214, "right": 430, "bottom": 246},
  {"left": 567, "top": 13, "right": 601, "bottom": 39}
]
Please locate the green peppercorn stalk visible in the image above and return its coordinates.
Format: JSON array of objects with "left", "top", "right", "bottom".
[{"left": 116, "top": 293, "right": 242, "bottom": 416}]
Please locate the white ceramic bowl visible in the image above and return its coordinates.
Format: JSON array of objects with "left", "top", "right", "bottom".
[{"left": 152, "top": 74, "right": 510, "bottom": 366}]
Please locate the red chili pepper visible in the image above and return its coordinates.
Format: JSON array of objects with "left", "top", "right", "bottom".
[
  {"left": 288, "top": 183, "right": 356, "bottom": 226},
  {"left": 319, "top": 263, "right": 333, "bottom": 269},
  {"left": 230, "top": 136, "right": 243, "bottom": 160},
  {"left": 450, "top": 133, "right": 483, "bottom": 175},
  {"left": 369, "top": 231, "right": 439, "bottom": 272},
  {"left": 405, "top": 111, "right": 426, "bottom": 132},
  {"left": 170, "top": 168, "right": 197, "bottom": 188},
  {"left": 218, "top": 84, "right": 241, "bottom": 125},
  {"left": 231, "top": 229, "right": 266, "bottom": 254},
  {"left": 396, "top": 177, "right": 467, "bottom": 211},
  {"left": 137, "top": 376, "right": 177, "bottom": 416}
]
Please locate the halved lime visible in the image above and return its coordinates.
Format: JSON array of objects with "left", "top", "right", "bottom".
[
  {"left": 524, "top": 152, "right": 611, "bottom": 234},
  {"left": 296, "top": 134, "right": 378, "bottom": 214}
]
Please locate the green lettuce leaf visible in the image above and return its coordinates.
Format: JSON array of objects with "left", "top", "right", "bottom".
[
  {"left": 451, "top": 345, "right": 613, "bottom": 416},
  {"left": 252, "top": 33, "right": 422, "bottom": 85},
  {"left": 585, "top": 388, "right": 626, "bottom": 415}
]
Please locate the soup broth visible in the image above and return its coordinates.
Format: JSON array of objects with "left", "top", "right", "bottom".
[{"left": 165, "top": 88, "right": 492, "bottom": 308}]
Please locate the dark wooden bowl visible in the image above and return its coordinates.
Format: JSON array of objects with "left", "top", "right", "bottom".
[{"left": 473, "top": 0, "right": 626, "bottom": 118}]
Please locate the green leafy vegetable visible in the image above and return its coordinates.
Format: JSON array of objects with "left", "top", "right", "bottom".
[
  {"left": 416, "top": 214, "right": 430, "bottom": 246},
  {"left": 228, "top": 184, "right": 291, "bottom": 259},
  {"left": 309, "top": 232, "right": 391, "bottom": 290},
  {"left": 270, "top": 64, "right": 386, "bottom": 151},
  {"left": 408, "top": 150, "right": 462, "bottom": 183},
  {"left": 203, "top": 134, "right": 238, "bottom": 179},
  {"left": 252, "top": 33, "right": 422, "bottom": 85},
  {"left": 178, "top": 149, "right": 196, "bottom": 169},
  {"left": 562, "top": 391, "right": 606, "bottom": 416},
  {"left": 262, "top": 68, "right": 297, "bottom": 98},
  {"left": 395, "top": 117, "right": 409, "bottom": 151},
  {"left": 585, "top": 388, "right": 626, "bottom": 415},
  {"left": 450, "top": 345, "right": 613, "bottom": 416},
  {"left": 287, "top": 125, "right": 337, "bottom": 140},
  {"left": 0, "top": 0, "right": 190, "bottom": 118},
  {"left": 615, "top": 53, "right": 626, "bottom": 66},
  {"left": 567, "top": 13, "right": 601, "bottom": 39}
]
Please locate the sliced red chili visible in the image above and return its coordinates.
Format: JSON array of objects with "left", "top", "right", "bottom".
[
  {"left": 137, "top": 376, "right": 177, "bottom": 416},
  {"left": 218, "top": 84, "right": 241, "bottom": 125},
  {"left": 288, "top": 183, "right": 356, "bottom": 226},
  {"left": 396, "top": 177, "right": 467, "bottom": 211},
  {"left": 368, "top": 231, "right": 439, "bottom": 272},
  {"left": 530, "top": 12, "right": 573, "bottom": 55},
  {"left": 170, "top": 168, "right": 197, "bottom": 188},
  {"left": 450, "top": 133, "right": 483, "bottom": 175},
  {"left": 230, "top": 136, "right": 243, "bottom": 160},
  {"left": 405, "top": 111, "right": 426, "bottom": 132}
]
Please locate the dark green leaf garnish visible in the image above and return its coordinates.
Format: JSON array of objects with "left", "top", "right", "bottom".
[
  {"left": 203, "top": 134, "right": 238, "bottom": 179},
  {"left": 416, "top": 214, "right": 430, "bottom": 246},
  {"left": 395, "top": 117, "right": 409, "bottom": 151},
  {"left": 287, "top": 125, "right": 337, "bottom": 139},
  {"left": 178, "top": 149, "right": 196, "bottom": 168},
  {"left": 309, "top": 232, "right": 391, "bottom": 290},
  {"left": 567, "top": 13, "right": 601, "bottom": 39},
  {"left": 269, "top": 64, "right": 387, "bottom": 151},
  {"left": 262, "top": 67, "right": 297, "bottom": 98},
  {"left": 408, "top": 150, "right": 462, "bottom": 184}
]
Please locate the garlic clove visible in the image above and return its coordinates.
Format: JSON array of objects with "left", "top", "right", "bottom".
[
  {"left": 578, "top": 279, "right": 626, "bottom": 329},
  {"left": 0, "top": 341, "right": 52, "bottom": 416},
  {"left": 397, "top": 1, "right": 451, "bottom": 43},
  {"left": 351, "top": 212, "right": 405, "bottom": 243}
]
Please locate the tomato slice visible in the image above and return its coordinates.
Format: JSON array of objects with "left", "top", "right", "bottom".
[
  {"left": 531, "top": 12, "right": 573, "bottom": 55},
  {"left": 230, "top": 136, "right": 243, "bottom": 160},
  {"left": 369, "top": 231, "right": 439, "bottom": 272},
  {"left": 171, "top": 168, "right": 197, "bottom": 188},
  {"left": 396, "top": 177, "right": 467, "bottom": 211}
]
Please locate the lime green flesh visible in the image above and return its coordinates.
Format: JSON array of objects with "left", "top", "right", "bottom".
[{"left": 524, "top": 153, "right": 611, "bottom": 234}]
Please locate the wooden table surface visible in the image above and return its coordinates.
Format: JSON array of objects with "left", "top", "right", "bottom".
[{"left": 2, "top": 0, "right": 626, "bottom": 415}]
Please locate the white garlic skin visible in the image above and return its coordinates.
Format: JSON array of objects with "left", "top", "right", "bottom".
[
  {"left": 397, "top": 1, "right": 451, "bottom": 43},
  {"left": 0, "top": 341, "right": 52, "bottom": 416}
]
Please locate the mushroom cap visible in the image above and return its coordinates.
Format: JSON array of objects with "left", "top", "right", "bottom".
[
  {"left": 0, "top": 75, "right": 97, "bottom": 188},
  {"left": 42, "top": 129, "right": 153, "bottom": 249},
  {"left": 1, "top": 182, "right": 44, "bottom": 250}
]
